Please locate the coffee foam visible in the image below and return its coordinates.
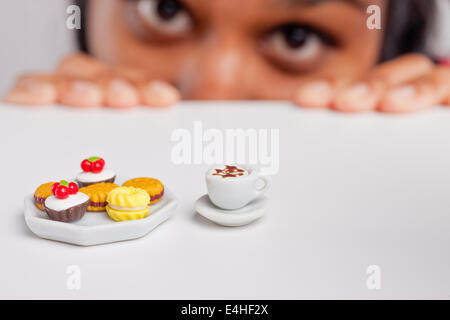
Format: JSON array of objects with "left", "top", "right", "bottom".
[{"left": 208, "top": 165, "right": 249, "bottom": 179}]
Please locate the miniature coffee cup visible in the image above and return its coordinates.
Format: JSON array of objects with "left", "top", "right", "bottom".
[{"left": 205, "top": 165, "right": 271, "bottom": 210}]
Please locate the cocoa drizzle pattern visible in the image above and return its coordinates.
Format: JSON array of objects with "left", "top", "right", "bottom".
[{"left": 212, "top": 165, "right": 246, "bottom": 178}]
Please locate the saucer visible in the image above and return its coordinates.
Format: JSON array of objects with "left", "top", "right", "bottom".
[
  {"left": 195, "top": 194, "right": 268, "bottom": 227},
  {"left": 24, "top": 187, "right": 178, "bottom": 246}
]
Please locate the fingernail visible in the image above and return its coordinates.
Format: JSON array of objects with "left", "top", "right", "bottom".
[
  {"left": 146, "top": 81, "right": 177, "bottom": 94},
  {"left": 388, "top": 85, "right": 416, "bottom": 99},
  {"left": 70, "top": 81, "right": 100, "bottom": 93},
  {"left": 379, "top": 85, "right": 420, "bottom": 113},
  {"left": 60, "top": 81, "right": 103, "bottom": 108},
  {"left": 142, "top": 81, "right": 180, "bottom": 107},
  {"left": 106, "top": 79, "right": 139, "bottom": 109},
  {"left": 294, "top": 81, "right": 333, "bottom": 108},
  {"left": 334, "top": 83, "right": 378, "bottom": 112},
  {"left": 108, "top": 79, "right": 131, "bottom": 91},
  {"left": 344, "top": 83, "right": 370, "bottom": 97}
]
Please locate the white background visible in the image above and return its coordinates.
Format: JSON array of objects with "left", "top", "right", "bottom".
[
  {"left": 1, "top": 101, "right": 450, "bottom": 299},
  {"left": 0, "top": 0, "right": 74, "bottom": 95}
]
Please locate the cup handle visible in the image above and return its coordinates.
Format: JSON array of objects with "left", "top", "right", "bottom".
[{"left": 254, "top": 175, "right": 271, "bottom": 196}]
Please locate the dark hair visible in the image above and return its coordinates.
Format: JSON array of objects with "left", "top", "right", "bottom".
[
  {"left": 76, "top": 0, "right": 88, "bottom": 53},
  {"left": 75, "top": 0, "right": 436, "bottom": 62},
  {"left": 380, "top": 0, "right": 436, "bottom": 61}
]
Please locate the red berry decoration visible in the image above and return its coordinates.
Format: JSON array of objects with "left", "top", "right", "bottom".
[
  {"left": 81, "top": 159, "right": 92, "bottom": 172},
  {"left": 68, "top": 182, "right": 79, "bottom": 195},
  {"left": 81, "top": 156, "right": 105, "bottom": 173},
  {"left": 53, "top": 180, "right": 73, "bottom": 199},
  {"left": 92, "top": 161, "right": 103, "bottom": 173},
  {"left": 55, "top": 186, "right": 69, "bottom": 199},
  {"left": 51, "top": 182, "right": 60, "bottom": 196}
]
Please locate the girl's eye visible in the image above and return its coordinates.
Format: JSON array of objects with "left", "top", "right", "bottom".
[
  {"left": 133, "top": 0, "right": 193, "bottom": 38},
  {"left": 261, "top": 24, "right": 332, "bottom": 72}
]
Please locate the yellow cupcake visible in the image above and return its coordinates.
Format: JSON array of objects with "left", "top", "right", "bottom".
[{"left": 106, "top": 187, "right": 150, "bottom": 222}]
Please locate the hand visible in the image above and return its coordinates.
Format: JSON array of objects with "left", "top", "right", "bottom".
[
  {"left": 3, "top": 53, "right": 180, "bottom": 108},
  {"left": 293, "top": 54, "right": 450, "bottom": 113}
]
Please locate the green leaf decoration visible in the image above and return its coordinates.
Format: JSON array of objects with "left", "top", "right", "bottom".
[
  {"left": 88, "top": 156, "right": 100, "bottom": 162},
  {"left": 60, "top": 180, "right": 69, "bottom": 186}
]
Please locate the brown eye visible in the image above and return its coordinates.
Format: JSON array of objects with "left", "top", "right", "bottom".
[
  {"left": 261, "top": 24, "right": 331, "bottom": 72},
  {"left": 132, "top": 0, "right": 193, "bottom": 38},
  {"left": 156, "top": 0, "right": 183, "bottom": 19}
]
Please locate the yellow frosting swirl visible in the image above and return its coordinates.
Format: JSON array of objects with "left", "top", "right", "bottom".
[{"left": 106, "top": 186, "right": 150, "bottom": 208}]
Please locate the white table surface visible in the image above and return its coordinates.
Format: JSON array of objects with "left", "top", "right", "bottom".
[{"left": 1, "top": 101, "right": 450, "bottom": 299}]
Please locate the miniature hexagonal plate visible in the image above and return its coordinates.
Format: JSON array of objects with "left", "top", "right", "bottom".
[{"left": 24, "top": 188, "right": 178, "bottom": 246}]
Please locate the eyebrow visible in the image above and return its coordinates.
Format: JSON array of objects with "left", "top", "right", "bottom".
[{"left": 284, "top": 0, "right": 366, "bottom": 10}]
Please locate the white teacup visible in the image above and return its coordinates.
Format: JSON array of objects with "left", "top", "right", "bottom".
[{"left": 205, "top": 165, "right": 271, "bottom": 210}]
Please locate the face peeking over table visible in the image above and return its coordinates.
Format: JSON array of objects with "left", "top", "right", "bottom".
[{"left": 4, "top": 0, "right": 450, "bottom": 113}]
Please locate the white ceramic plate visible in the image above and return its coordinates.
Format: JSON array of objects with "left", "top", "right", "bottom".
[
  {"left": 24, "top": 187, "right": 178, "bottom": 246},
  {"left": 195, "top": 194, "right": 268, "bottom": 227}
]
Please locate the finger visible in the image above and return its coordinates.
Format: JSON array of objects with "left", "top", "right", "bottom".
[
  {"left": 111, "top": 66, "right": 179, "bottom": 107},
  {"left": 368, "top": 53, "right": 434, "bottom": 86},
  {"left": 58, "top": 56, "right": 178, "bottom": 108},
  {"left": 57, "top": 65, "right": 141, "bottom": 109},
  {"left": 332, "top": 81, "right": 383, "bottom": 112},
  {"left": 97, "top": 66, "right": 172, "bottom": 108},
  {"left": 58, "top": 78, "right": 104, "bottom": 108},
  {"left": 3, "top": 74, "right": 58, "bottom": 106},
  {"left": 379, "top": 66, "right": 450, "bottom": 113},
  {"left": 138, "top": 81, "right": 180, "bottom": 107},
  {"left": 293, "top": 77, "right": 351, "bottom": 109},
  {"left": 56, "top": 52, "right": 108, "bottom": 78},
  {"left": 103, "top": 78, "right": 140, "bottom": 109},
  {"left": 445, "top": 92, "right": 450, "bottom": 106},
  {"left": 333, "top": 54, "right": 434, "bottom": 112}
]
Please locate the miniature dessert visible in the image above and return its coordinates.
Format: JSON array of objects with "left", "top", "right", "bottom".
[
  {"left": 34, "top": 182, "right": 56, "bottom": 210},
  {"left": 122, "top": 177, "right": 164, "bottom": 204},
  {"left": 79, "top": 182, "right": 119, "bottom": 211},
  {"left": 44, "top": 180, "right": 90, "bottom": 222},
  {"left": 106, "top": 186, "right": 150, "bottom": 221},
  {"left": 76, "top": 156, "right": 116, "bottom": 187}
]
